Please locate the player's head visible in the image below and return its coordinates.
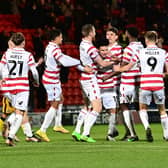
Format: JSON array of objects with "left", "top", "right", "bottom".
[
  {"left": 144, "top": 31, "right": 158, "bottom": 44},
  {"left": 125, "top": 27, "right": 139, "bottom": 39},
  {"left": 81, "top": 24, "right": 96, "bottom": 39},
  {"left": 49, "top": 29, "right": 63, "bottom": 45},
  {"left": 10, "top": 32, "right": 25, "bottom": 47},
  {"left": 97, "top": 39, "right": 109, "bottom": 58},
  {"left": 106, "top": 27, "right": 119, "bottom": 44}
]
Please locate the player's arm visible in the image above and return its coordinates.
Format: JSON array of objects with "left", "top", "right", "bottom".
[
  {"left": 0, "top": 63, "right": 4, "bottom": 86},
  {"left": 113, "top": 62, "right": 135, "bottom": 72},
  {"left": 102, "top": 71, "right": 120, "bottom": 81},
  {"left": 0, "top": 53, "right": 7, "bottom": 81},
  {"left": 164, "top": 62, "right": 168, "bottom": 75},
  {"left": 30, "top": 65, "right": 40, "bottom": 87},
  {"left": 95, "top": 55, "right": 114, "bottom": 67},
  {"left": 35, "top": 57, "right": 44, "bottom": 67},
  {"left": 28, "top": 54, "right": 40, "bottom": 86},
  {"left": 58, "top": 54, "right": 93, "bottom": 73}
]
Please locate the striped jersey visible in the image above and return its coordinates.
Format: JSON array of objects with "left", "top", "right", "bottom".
[
  {"left": 42, "top": 42, "right": 62, "bottom": 84},
  {"left": 97, "top": 56, "right": 114, "bottom": 89},
  {"left": 79, "top": 39, "right": 99, "bottom": 80},
  {"left": 121, "top": 41, "right": 144, "bottom": 85},
  {"left": 42, "top": 42, "right": 80, "bottom": 84},
  {"left": 0, "top": 47, "right": 36, "bottom": 94},
  {"left": 108, "top": 42, "right": 122, "bottom": 87},
  {"left": 132, "top": 45, "right": 168, "bottom": 91}
]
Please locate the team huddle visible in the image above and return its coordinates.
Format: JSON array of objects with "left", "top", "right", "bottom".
[{"left": 0, "top": 24, "right": 168, "bottom": 146}]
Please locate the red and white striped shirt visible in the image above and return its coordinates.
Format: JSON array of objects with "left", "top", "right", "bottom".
[
  {"left": 43, "top": 42, "right": 80, "bottom": 84},
  {"left": 132, "top": 45, "right": 168, "bottom": 91},
  {"left": 0, "top": 47, "right": 37, "bottom": 94},
  {"left": 108, "top": 42, "right": 122, "bottom": 87},
  {"left": 79, "top": 39, "right": 98, "bottom": 80},
  {"left": 97, "top": 56, "right": 115, "bottom": 89},
  {"left": 121, "top": 41, "right": 144, "bottom": 85},
  {"left": 42, "top": 42, "right": 62, "bottom": 84}
]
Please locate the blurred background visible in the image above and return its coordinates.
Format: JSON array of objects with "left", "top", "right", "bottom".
[{"left": 0, "top": 0, "right": 168, "bottom": 120}]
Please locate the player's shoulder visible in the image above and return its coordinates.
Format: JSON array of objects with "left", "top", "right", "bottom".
[
  {"left": 24, "top": 49, "right": 33, "bottom": 57},
  {"left": 158, "top": 47, "right": 166, "bottom": 53}
]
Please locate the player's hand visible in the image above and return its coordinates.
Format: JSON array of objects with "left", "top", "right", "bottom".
[
  {"left": 111, "top": 57, "right": 121, "bottom": 64},
  {"left": 107, "top": 51, "right": 113, "bottom": 57},
  {"left": 36, "top": 57, "right": 44, "bottom": 66},
  {"left": 0, "top": 79, "right": 6, "bottom": 86},
  {"left": 113, "top": 64, "right": 120, "bottom": 72},
  {"left": 33, "top": 81, "right": 39, "bottom": 87},
  {"left": 102, "top": 74, "right": 111, "bottom": 81},
  {"left": 84, "top": 66, "right": 93, "bottom": 73}
]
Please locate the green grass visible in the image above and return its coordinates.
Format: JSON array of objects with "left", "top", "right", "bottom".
[{"left": 0, "top": 124, "right": 168, "bottom": 168}]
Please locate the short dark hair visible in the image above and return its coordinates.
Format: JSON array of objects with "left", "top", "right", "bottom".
[
  {"left": 96, "top": 39, "right": 109, "bottom": 49},
  {"left": 81, "top": 24, "right": 94, "bottom": 37},
  {"left": 10, "top": 32, "right": 25, "bottom": 46},
  {"left": 49, "top": 29, "right": 62, "bottom": 41},
  {"left": 126, "top": 27, "right": 139, "bottom": 38},
  {"left": 145, "top": 31, "right": 158, "bottom": 42},
  {"left": 107, "top": 27, "right": 119, "bottom": 35}
]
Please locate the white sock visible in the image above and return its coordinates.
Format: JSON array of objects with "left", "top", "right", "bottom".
[
  {"left": 160, "top": 114, "right": 168, "bottom": 139},
  {"left": 82, "top": 111, "right": 99, "bottom": 136},
  {"left": 22, "top": 122, "right": 33, "bottom": 137},
  {"left": 40, "top": 107, "right": 57, "bottom": 132},
  {"left": 7, "top": 113, "right": 16, "bottom": 125},
  {"left": 139, "top": 110, "right": 150, "bottom": 130},
  {"left": 123, "top": 110, "right": 135, "bottom": 137},
  {"left": 54, "top": 104, "right": 63, "bottom": 127},
  {"left": 8, "top": 114, "right": 23, "bottom": 139},
  {"left": 74, "top": 109, "right": 87, "bottom": 133},
  {"left": 108, "top": 113, "right": 116, "bottom": 135}
]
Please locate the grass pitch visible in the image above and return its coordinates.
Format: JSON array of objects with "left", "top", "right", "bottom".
[{"left": 0, "top": 124, "right": 168, "bottom": 168}]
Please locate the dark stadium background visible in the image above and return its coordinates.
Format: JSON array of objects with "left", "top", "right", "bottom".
[{"left": 0, "top": 0, "right": 168, "bottom": 124}]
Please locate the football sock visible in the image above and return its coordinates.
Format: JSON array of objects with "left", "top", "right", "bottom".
[
  {"left": 139, "top": 110, "right": 150, "bottom": 130},
  {"left": 41, "top": 107, "right": 57, "bottom": 132},
  {"left": 108, "top": 113, "right": 116, "bottom": 135},
  {"left": 22, "top": 122, "right": 33, "bottom": 137},
  {"left": 82, "top": 110, "right": 99, "bottom": 136},
  {"left": 8, "top": 114, "right": 23, "bottom": 139},
  {"left": 54, "top": 104, "right": 63, "bottom": 127},
  {"left": 160, "top": 114, "right": 168, "bottom": 139},
  {"left": 123, "top": 110, "right": 135, "bottom": 137},
  {"left": 75, "top": 109, "right": 87, "bottom": 133},
  {"left": 7, "top": 113, "right": 16, "bottom": 125}
]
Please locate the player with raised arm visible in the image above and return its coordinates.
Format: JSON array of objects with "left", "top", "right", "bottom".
[
  {"left": 119, "top": 27, "right": 144, "bottom": 141},
  {"left": 72, "top": 24, "right": 115, "bottom": 143},
  {"left": 0, "top": 32, "right": 39, "bottom": 146},
  {"left": 35, "top": 29, "right": 92, "bottom": 142},
  {"left": 114, "top": 31, "right": 168, "bottom": 141}
]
